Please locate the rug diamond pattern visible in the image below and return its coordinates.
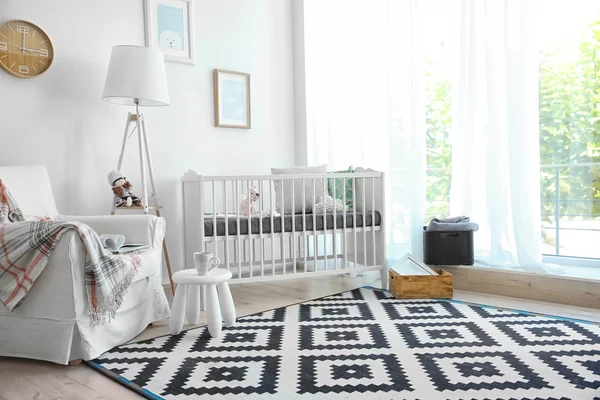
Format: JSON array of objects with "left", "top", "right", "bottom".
[{"left": 90, "top": 288, "right": 600, "bottom": 399}]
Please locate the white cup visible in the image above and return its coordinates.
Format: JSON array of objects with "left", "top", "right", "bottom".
[{"left": 193, "top": 252, "right": 220, "bottom": 275}]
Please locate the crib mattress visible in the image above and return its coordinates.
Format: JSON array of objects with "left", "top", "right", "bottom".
[{"left": 203, "top": 211, "right": 382, "bottom": 237}]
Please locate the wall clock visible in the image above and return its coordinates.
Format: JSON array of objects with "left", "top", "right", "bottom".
[{"left": 0, "top": 20, "right": 54, "bottom": 78}]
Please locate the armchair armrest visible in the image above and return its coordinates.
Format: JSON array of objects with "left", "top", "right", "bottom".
[{"left": 57, "top": 214, "right": 166, "bottom": 249}]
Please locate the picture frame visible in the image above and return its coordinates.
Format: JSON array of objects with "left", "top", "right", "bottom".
[
  {"left": 144, "top": 0, "right": 195, "bottom": 65},
  {"left": 213, "top": 69, "right": 251, "bottom": 129},
  {"left": 390, "top": 253, "right": 438, "bottom": 276}
]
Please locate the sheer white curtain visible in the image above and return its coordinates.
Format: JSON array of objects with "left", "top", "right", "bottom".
[
  {"left": 304, "top": 0, "right": 428, "bottom": 260},
  {"left": 304, "top": 0, "right": 391, "bottom": 171},
  {"left": 450, "top": 0, "right": 544, "bottom": 270},
  {"left": 302, "top": 0, "right": 544, "bottom": 268}
]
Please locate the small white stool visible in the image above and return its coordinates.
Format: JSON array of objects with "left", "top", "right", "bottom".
[{"left": 169, "top": 268, "right": 236, "bottom": 338}]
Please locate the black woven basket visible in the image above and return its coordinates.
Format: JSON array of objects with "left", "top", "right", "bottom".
[{"left": 423, "top": 228, "right": 474, "bottom": 265}]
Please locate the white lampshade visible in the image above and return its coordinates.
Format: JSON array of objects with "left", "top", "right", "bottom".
[{"left": 103, "top": 45, "right": 170, "bottom": 106}]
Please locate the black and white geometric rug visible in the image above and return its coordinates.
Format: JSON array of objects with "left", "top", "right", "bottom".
[{"left": 88, "top": 287, "right": 600, "bottom": 399}]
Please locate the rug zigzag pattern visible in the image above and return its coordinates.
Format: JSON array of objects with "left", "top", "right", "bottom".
[{"left": 91, "top": 288, "right": 600, "bottom": 399}]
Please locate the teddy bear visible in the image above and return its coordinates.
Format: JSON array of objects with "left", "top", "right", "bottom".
[
  {"left": 239, "top": 187, "right": 259, "bottom": 216},
  {"left": 313, "top": 195, "right": 349, "bottom": 214},
  {"left": 108, "top": 170, "right": 143, "bottom": 208}
]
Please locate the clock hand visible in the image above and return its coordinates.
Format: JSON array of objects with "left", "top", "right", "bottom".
[
  {"left": 22, "top": 48, "right": 46, "bottom": 54},
  {"left": 6, "top": 43, "right": 46, "bottom": 55},
  {"left": 22, "top": 31, "right": 25, "bottom": 54},
  {"left": 6, "top": 43, "right": 31, "bottom": 52}
]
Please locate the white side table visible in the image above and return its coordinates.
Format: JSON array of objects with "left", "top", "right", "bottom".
[{"left": 169, "top": 268, "right": 236, "bottom": 338}]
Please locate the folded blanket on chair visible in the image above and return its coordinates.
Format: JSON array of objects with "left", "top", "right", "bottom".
[{"left": 0, "top": 179, "right": 140, "bottom": 325}]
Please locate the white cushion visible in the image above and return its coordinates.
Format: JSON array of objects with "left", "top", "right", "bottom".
[
  {"left": 0, "top": 165, "right": 58, "bottom": 219},
  {"left": 353, "top": 167, "right": 376, "bottom": 212},
  {"left": 271, "top": 165, "right": 327, "bottom": 214}
]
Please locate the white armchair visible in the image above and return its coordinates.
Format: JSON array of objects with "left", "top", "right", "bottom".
[{"left": 0, "top": 166, "right": 170, "bottom": 364}]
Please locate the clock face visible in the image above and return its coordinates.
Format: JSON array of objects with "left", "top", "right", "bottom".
[{"left": 0, "top": 20, "right": 54, "bottom": 78}]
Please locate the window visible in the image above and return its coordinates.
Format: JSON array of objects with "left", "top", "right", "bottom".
[
  {"left": 539, "top": 1, "right": 600, "bottom": 260},
  {"left": 423, "top": 2, "right": 455, "bottom": 222},
  {"left": 424, "top": 35, "right": 453, "bottom": 221}
]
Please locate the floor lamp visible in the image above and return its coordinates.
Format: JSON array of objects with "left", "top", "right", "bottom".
[{"left": 102, "top": 45, "right": 175, "bottom": 294}]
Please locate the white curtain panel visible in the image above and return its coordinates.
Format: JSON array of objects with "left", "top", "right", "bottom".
[
  {"left": 303, "top": 0, "right": 545, "bottom": 269},
  {"left": 450, "top": 0, "right": 544, "bottom": 271},
  {"left": 304, "top": 0, "right": 427, "bottom": 260}
]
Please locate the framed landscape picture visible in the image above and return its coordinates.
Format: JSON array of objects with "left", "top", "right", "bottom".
[
  {"left": 144, "top": 0, "right": 195, "bottom": 64},
  {"left": 213, "top": 69, "right": 251, "bottom": 129}
]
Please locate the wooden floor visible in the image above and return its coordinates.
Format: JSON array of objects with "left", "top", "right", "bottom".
[{"left": 1, "top": 272, "right": 598, "bottom": 400}]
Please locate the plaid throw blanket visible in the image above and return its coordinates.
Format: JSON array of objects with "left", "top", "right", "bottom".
[{"left": 0, "top": 179, "right": 141, "bottom": 325}]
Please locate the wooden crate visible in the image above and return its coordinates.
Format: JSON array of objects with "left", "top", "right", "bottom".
[{"left": 389, "top": 268, "right": 453, "bottom": 299}]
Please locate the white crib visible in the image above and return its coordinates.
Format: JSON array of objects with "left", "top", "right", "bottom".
[{"left": 181, "top": 170, "right": 387, "bottom": 289}]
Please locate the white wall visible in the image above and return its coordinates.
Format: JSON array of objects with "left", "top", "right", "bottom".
[{"left": 0, "top": 0, "right": 296, "bottom": 280}]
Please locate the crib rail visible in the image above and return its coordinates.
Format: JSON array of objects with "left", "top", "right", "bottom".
[
  {"left": 195, "top": 172, "right": 383, "bottom": 181},
  {"left": 182, "top": 170, "right": 386, "bottom": 286}
]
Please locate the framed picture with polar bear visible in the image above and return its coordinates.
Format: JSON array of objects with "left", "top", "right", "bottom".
[{"left": 144, "top": 0, "right": 195, "bottom": 64}]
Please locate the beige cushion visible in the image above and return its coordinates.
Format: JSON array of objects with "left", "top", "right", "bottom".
[{"left": 271, "top": 165, "right": 327, "bottom": 214}]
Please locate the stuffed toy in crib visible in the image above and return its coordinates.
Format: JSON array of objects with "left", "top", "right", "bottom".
[
  {"left": 240, "top": 187, "right": 259, "bottom": 216},
  {"left": 108, "top": 170, "right": 143, "bottom": 208},
  {"left": 314, "top": 195, "right": 349, "bottom": 214}
]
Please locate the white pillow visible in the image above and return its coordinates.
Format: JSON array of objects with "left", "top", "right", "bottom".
[
  {"left": 271, "top": 165, "right": 327, "bottom": 214},
  {"left": 353, "top": 167, "right": 376, "bottom": 212}
]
